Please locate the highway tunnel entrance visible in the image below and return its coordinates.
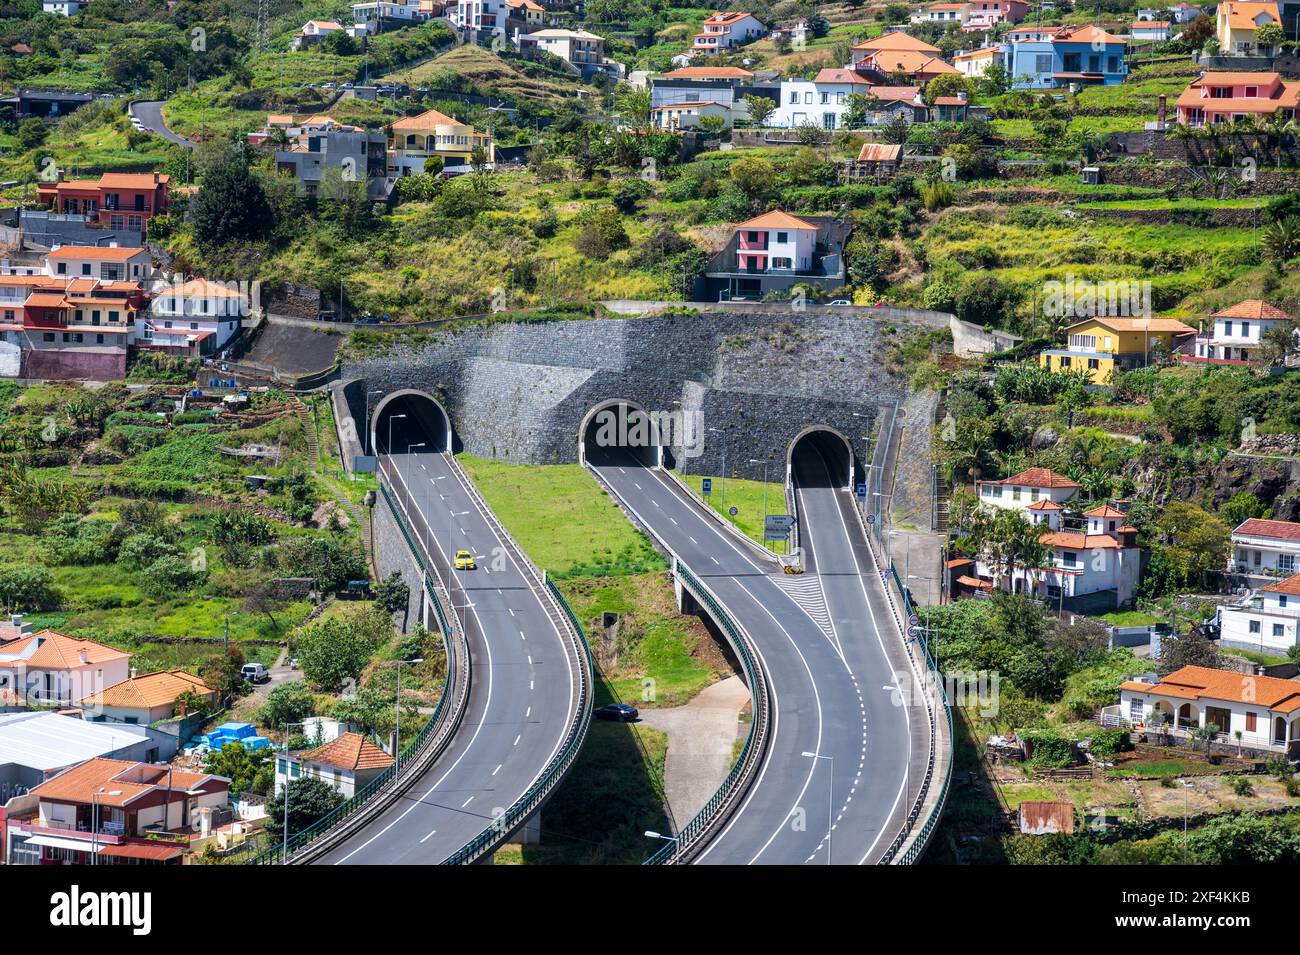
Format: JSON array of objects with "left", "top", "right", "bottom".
[
  {"left": 372, "top": 389, "right": 453, "bottom": 456},
  {"left": 789, "top": 426, "right": 855, "bottom": 490},
  {"left": 579, "top": 400, "right": 664, "bottom": 469}
]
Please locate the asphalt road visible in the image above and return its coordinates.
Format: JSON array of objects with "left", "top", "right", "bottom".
[
  {"left": 315, "top": 446, "right": 578, "bottom": 864},
  {"left": 589, "top": 443, "right": 920, "bottom": 864},
  {"left": 129, "top": 100, "right": 193, "bottom": 148}
]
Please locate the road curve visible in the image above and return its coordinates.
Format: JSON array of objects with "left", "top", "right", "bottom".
[
  {"left": 129, "top": 100, "right": 193, "bottom": 149},
  {"left": 315, "top": 448, "right": 581, "bottom": 864},
  {"left": 589, "top": 443, "right": 923, "bottom": 864}
]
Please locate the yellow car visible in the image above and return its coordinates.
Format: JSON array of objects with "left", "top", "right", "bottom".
[{"left": 454, "top": 550, "right": 476, "bottom": 570}]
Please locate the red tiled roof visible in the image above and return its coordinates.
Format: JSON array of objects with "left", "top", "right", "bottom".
[
  {"left": 1125, "top": 665, "right": 1300, "bottom": 714},
  {"left": 300, "top": 732, "right": 394, "bottom": 772},
  {"left": 1261, "top": 573, "right": 1300, "bottom": 596},
  {"left": 99, "top": 842, "right": 184, "bottom": 861},
  {"left": 1084, "top": 504, "right": 1126, "bottom": 518},
  {"left": 1211, "top": 299, "right": 1292, "bottom": 322},
  {"left": 1027, "top": 499, "right": 1065, "bottom": 511},
  {"left": 46, "top": 246, "right": 147, "bottom": 261},
  {"left": 734, "top": 210, "right": 818, "bottom": 231},
  {"left": 984, "top": 467, "right": 1079, "bottom": 489},
  {"left": 857, "top": 143, "right": 902, "bottom": 162},
  {"left": 1234, "top": 518, "right": 1300, "bottom": 542},
  {"left": 1038, "top": 531, "right": 1124, "bottom": 550},
  {"left": 0, "top": 630, "right": 129, "bottom": 670}
]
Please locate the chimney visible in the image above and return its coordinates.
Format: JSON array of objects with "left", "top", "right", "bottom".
[
  {"left": 130, "top": 667, "right": 138, "bottom": 679},
  {"left": 79, "top": 649, "right": 88, "bottom": 664},
  {"left": 1157, "top": 94, "right": 1167, "bottom": 127}
]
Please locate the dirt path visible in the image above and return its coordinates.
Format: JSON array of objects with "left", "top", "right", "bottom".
[{"left": 636, "top": 676, "right": 752, "bottom": 828}]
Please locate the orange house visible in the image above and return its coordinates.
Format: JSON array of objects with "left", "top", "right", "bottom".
[{"left": 37, "top": 172, "right": 171, "bottom": 235}]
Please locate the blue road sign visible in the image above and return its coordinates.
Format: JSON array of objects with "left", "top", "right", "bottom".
[
  {"left": 702, "top": 478, "right": 712, "bottom": 497},
  {"left": 855, "top": 482, "right": 867, "bottom": 500}
]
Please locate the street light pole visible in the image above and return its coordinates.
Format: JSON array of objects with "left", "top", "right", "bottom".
[
  {"left": 750, "top": 458, "right": 768, "bottom": 549},
  {"left": 386, "top": 412, "right": 406, "bottom": 456},
  {"left": 279, "top": 720, "right": 306, "bottom": 864}
]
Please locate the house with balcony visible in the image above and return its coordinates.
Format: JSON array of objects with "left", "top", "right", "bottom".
[
  {"left": 692, "top": 11, "right": 765, "bottom": 55},
  {"left": 920, "top": 3, "right": 973, "bottom": 24},
  {"left": 1174, "top": 71, "right": 1300, "bottom": 126},
  {"left": 697, "top": 210, "right": 851, "bottom": 302},
  {"left": 1188, "top": 299, "right": 1294, "bottom": 363},
  {"left": 851, "top": 31, "right": 943, "bottom": 69},
  {"left": 387, "top": 107, "right": 494, "bottom": 175},
  {"left": 975, "top": 466, "right": 1080, "bottom": 514},
  {"left": 1216, "top": 1, "right": 1282, "bottom": 54},
  {"left": 854, "top": 46, "right": 960, "bottom": 84},
  {"left": 275, "top": 122, "right": 392, "bottom": 202},
  {"left": 1217, "top": 573, "right": 1300, "bottom": 653},
  {"left": 1230, "top": 517, "right": 1300, "bottom": 582},
  {"left": 35, "top": 172, "right": 170, "bottom": 242},
  {"left": 4, "top": 757, "right": 230, "bottom": 864},
  {"left": 1109, "top": 665, "right": 1300, "bottom": 755},
  {"left": 143, "top": 276, "right": 248, "bottom": 357},
  {"left": 650, "top": 100, "right": 732, "bottom": 130},
  {"left": 349, "top": 0, "right": 428, "bottom": 36},
  {"left": 0, "top": 629, "right": 130, "bottom": 707},
  {"left": 521, "top": 29, "right": 621, "bottom": 78},
  {"left": 963, "top": 0, "right": 1029, "bottom": 30},
  {"left": 274, "top": 732, "right": 394, "bottom": 799},
  {"left": 1003, "top": 24, "right": 1128, "bottom": 88},
  {"left": 1038, "top": 315, "right": 1196, "bottom": 382},
  {"left": 452, "top": 0, "right": 507, "bottom": 38}
]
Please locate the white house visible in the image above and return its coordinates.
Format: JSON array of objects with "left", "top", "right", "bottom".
[
  {"left": 1218, "top": 573, "right": 1300, "bottom": 653},
  {"left": 1230, "top": 517, "right": 1300, "bottom": 581},
  {"left": 144, "top": 277, "right": 247, "bottom": 354},
  {"left": 692, "top": 11, "right": 765, "bottom": 54},
  {"left": 0, "top": 628, "right": 131, "bottom": 706},
  {"left": 1191, "top": 299, "right": 1294, "bottom": 364},
  {"left": 525, "top": 28, "right": 607, "bottom": 68},
  {"left": 349, "top": 0, "right": 427, "bottom": 36},
  {"left": 45, "top": 245, "right": 152, "bottom": 283},
  {"left": 1114, "top": 665, "right": 1300, "bottom": 754},
  {"left": 1131, "top": 19, "right": 1173, "bottom": 40},
  {"left": 919, "top": 2, "right": 972, "bottom": 24},
  {"left": 274, "top": 732, "right": 394, "bottom": 799},
  {"left": 953, "top": 46, "right": 1001, "bottom": 77},
  {"left": 291, "top": 19, "right": 345, "bottom": 49},
  {"left": 41, "top": 0, "right": 81, "bottom": 14},
  {"left": 650, "top": 100, "right": 731, "bottom": 130},
  {"left": 732, "top": 210, "right": 818, "bottom": 274},
  {"left": 76, "top": 669, "right": 217, "bottom": 726},
  {"left": 772, "top": 68, "right": 875, "bottom": 130},
  {"left": 975, "top": 466, "right": 1080, "bottom": 513}
]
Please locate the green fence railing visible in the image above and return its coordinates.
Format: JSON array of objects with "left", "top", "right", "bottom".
[
  {"left": 438, "top": 576, "right": 593, "bottom": 865},
  {"left": 644, "top": 559, "right": 768, "bottom": 864},
  {"left": 243, "top": 478, "right": 459, "bottom": 865}
]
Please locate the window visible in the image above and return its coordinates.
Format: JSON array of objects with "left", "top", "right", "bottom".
[
  {"left": 1244, "top": 86, "right": 1258, "bottom": 98},
  {"left": 1225, "top": 320, "right": 1233, "bottom": 336},
  {"left": 1279, "top": 554, "right": 1294, "bottom": 573},
  {"left": 42, "top": 332, "right": 54, "bottom": 342},
  {"left": 1246, "top": 712, "right": 1257, "bottom": 732},
  {"left": 776, "top": 231, "right": 787, "bottom": 243},
  {"left": 1274, "top": 624, "right": 1285, "bottom": 638},
  {"left": 1012, "top": 487, "right": 1021, "bottom": 501},
  {"left": 1035, "top": 53, "right": 1052, "bottom": 73},
  {"left": 56, "top": 262, "right": 67, "bottom": 275},
  {"left": 771, "top": 257, "right": 792, "bottom": 269},
  {"left": 1250, "top": 619, "right": 1261, "bottom": 634},
  {"left": 95, "top": 334, "right": 104, "bottom": 344},
  {"left": 1062, "top": 551, "right": 1078, "bottom": 568}
]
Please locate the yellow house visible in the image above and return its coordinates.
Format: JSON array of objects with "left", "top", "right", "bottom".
[
  {"left": 1039, "top": 316, "right": 1196, "bottom": 382},
  {"left": 387, "top": 108, "right": 494, "bottom": 176},
  {"left": 1216, "top": 1, "right": 1282, "bottom": 55}
]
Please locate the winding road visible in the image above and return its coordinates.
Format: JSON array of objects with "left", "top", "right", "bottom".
[
  {"left": 315, "top": 442, "right": 583, "bottom": 864},
  {"left": 588, "top": 438, "right": 927, "bottom": 864}
]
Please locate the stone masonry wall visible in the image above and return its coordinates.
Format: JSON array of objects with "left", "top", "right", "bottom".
[{"left": 338, "top": 311, "right": 922, "bottom": 480}]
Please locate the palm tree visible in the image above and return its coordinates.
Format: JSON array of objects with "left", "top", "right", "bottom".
[{"left": 1262, "top": 215, "right": 1300, "bottom": 267}]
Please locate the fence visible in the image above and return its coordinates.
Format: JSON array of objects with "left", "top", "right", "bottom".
[
  {"left": 241, "top": 470, "right": 466, "bottom": 865},
  {"left": 644, "top": 559, "right": 769, "bottom": 864}
]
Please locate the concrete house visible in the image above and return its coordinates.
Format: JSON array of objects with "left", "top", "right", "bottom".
[
  {"left": 954, "top": 46, "right": 1001, "bottom": 77},
  {"left": 77, "top": 669, "right": 217, "bottom": 726},
  {"left": 698, "top": 210, "right": 851, "bottom": 302},
  {"left": 772, "top": 68, "right": 876, "bottom": 130},
  {"left": 1216, "top": 1, "right": 1282, "bottom": 54},
  {"left": 1190, "top": 299, "right": 1294, "bottom": 363},
  {"left": 1217, "top": 573, "right": 1300, "bottom": 653},
  {"left": 1002, "top": 24, "right": 1128, "bottom": 89},
  {"left": 1175, "top": 71, "right": 1300, "bottom": 127},
  {"left": 1131, "top": 19, "right": 1173, "bottom": 40},
  {"left": 143, "top": 276, "right": 248, "bottom": 357},
  {"left": 1039, "top": 315, "right": 1197, "bottom": 382},
  {"left": 388, "top": 107, "right": 494, "bottom": 174},
  {"left": 274, "top": 731, "right": 394, "bottom": 799},
  {"left": 692, "top": 11, "right": 765, "bottom": 54},
  {"left": 0, "top": 628, "right": 131, "bottom": 706},
  {"left": 1113, "top": 665, "right": 1300, "bottom": 754},
  {"left": 650, "top": 66, "right": 778, "bottom": 126},
  {"left": 1230, "top": 517, "right": 1300, "bottom": 582}
]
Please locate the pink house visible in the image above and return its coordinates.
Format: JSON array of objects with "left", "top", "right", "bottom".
[
  {"left": 0, "top": 623, "right": 130, "bottom": 705},
  {"left": 1176, "top": 71, "right": 1300, "bottom": 127}
]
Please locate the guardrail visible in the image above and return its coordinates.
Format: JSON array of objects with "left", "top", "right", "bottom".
[
  {"left": 436, "top": 454, "right": 594, "bottom": 865},
  {"left": 243, "top": 472, "right": 468, "bottom": 864},
  {"left": 643, "top": 557, "right": 770, "bottom": 864}
]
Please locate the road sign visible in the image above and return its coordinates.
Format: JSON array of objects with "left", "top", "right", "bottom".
[
  {"left": 354, "top": 455, "right": 378, "bottom": 473},
  {"left": 764, "top": 529, "right": 789, "bottom": 542},
  {"left": 909, "top": 614, "right": 919, "bottom": 627},
  {"left": 765, "top": 515, "right": 796, "bottom": 529},
  {"left": 865, "top": 514, "right": 875, "bottom": 524},
  {"left": 729, "top": 506, "right": 738, "bottom": 517},
  {"left": 855, "top": 482, "right": 867, "bottom": 500},
  {"left": 702, "top": 478, "right": 712, "bottom": 497},
  {"left": 909, "top": 626, "right": 921, "bottom": 638}
]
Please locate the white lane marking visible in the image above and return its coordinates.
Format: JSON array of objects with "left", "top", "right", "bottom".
[
  {"left": 689, "top": 536, "right": 697, "bottom": 544},
  {"left": 670, "top": 517, "right": 678, "bottom": 525},
  {"left": 492, "top": 764, "right": 502, "bottom": 777},
  {"left": 513, "top": 734, "right": 521, "bottom": 746},
  {"left": 419, "top": 829, "right": 437, "bottom": 843},
  {"left": 461, "top": 796, "right": 475, "bottom": 809},
  {"left": 526, "top": 706, "right": 531, "bottom": 718},
  {"left": 508, "top": 608, "right": 515, "bottom": 617},
  {"left": 519, "top": 630, "right": 527, "bottom": 641}
]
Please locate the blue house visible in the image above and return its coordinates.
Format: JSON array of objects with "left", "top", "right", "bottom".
[{"left": 1003, "top": 24, "right": 1128, "bottom": 89}]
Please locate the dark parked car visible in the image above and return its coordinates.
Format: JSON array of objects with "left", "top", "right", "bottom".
[{"left": 594, "top": 703, "right": 639, "bottom": 722}]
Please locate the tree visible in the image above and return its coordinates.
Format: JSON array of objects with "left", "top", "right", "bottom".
[
  {"left": 266, "top": 775, "right": 347, "bottom": 840},
  {"left": 1157, "top": 630, "right": 1224, "bottom": 676},
  {"left": 924, "top": 73, "right": 971, "bottom": 106},
  {"left": 729, "top": 155, "right": 777, "bottom": 198},
  {"left": 297, "top": 617, "right": 379, "bottom": 692},
  {"left": 1182, "top": 13, "right": 1214, "bottom": 49},
  {"left": 1220, "top": 491, "right": 1271, "bottom": 527},
  {"left": 977, "top": 61, "right": 1009, "bottom": 97},
  {"left": 200, "top": 646, "right": 248, "bottom": 704},
  {"left": 1255, "top": 22, "right": 1284, "bottom": 52},
  {"left": 374, "top": 570, "right": 411, "bottom": 632},
  {"left": 1262, "top": 216, "right": 1300, "bottom": 267},
  {"left": 0, "top": 564, "right": 60, "bottom": 611},
  {"left": 139, "top": 553, "right": 207, "bottom": 599},
  {"left": 258, "top": 680, "right": 316, "bottom": 729},
  {"left": 190, "top": 158, "right": 274, "bottom": 249},
  {"left": 204, "top": 741, "right": 275, "bottom": 796},
  {"left": 615, "top": 85, "right": 652, "bottom": 129},
  {"left": 743, "top": 94, "right": 776, "bottom": 127},
  {"left": 331, "top": 684, "right": 409, "bottom": 739},
  {"left": 698, "top": 113, "right": 728, "bottom": 136},
  {"left": 1153, "top": 502, "right": 1230, "bottom": 591}
]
